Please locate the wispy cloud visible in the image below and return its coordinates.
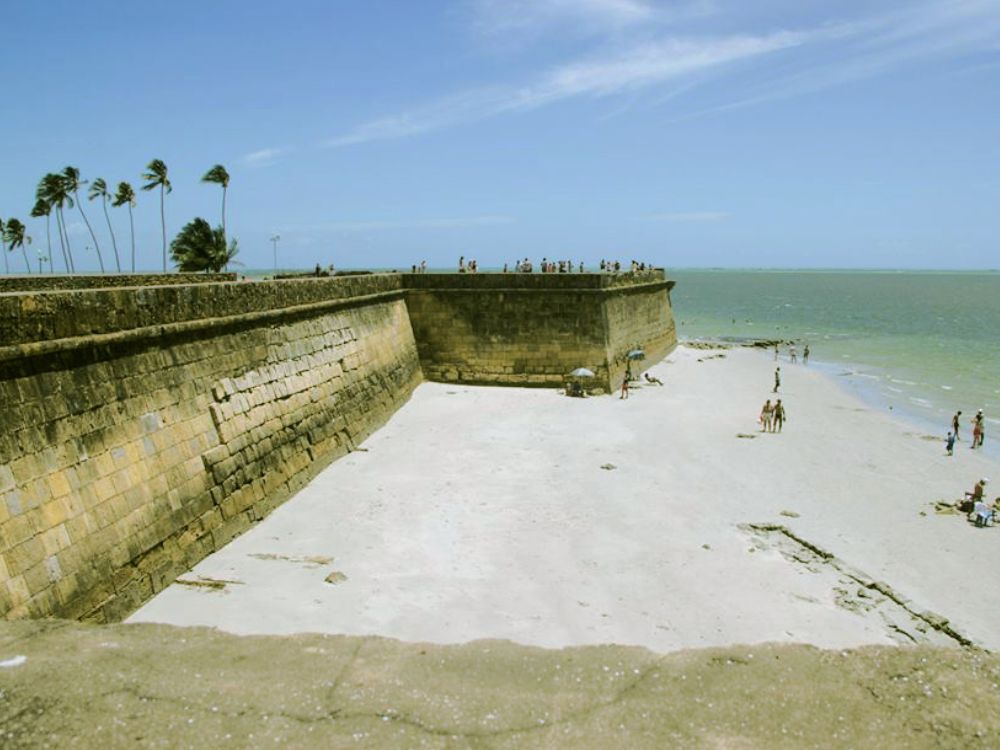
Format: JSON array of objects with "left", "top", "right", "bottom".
[
  {"left": 648, "top": 211, "right": 729, "bottom": 222},
  {"left": 284, "top": 215, "right": 514, "bottom": 232},
  {"left": 327, "top": 0, "right": 1000, "bottom": 148},
  {"left": 326, "top": 30, "right": 804, "bottom": 147},
  {"left": 240, "top": 147, "right": 291, "bottom": 167}
]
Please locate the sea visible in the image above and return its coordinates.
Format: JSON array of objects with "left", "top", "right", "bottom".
[{"left": 669, "top": 269, "right": 1000, "bottom": 458}]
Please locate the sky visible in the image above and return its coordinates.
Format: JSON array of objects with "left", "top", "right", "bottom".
[{"left": 1, "top": 0, "right": 999, "bottom": 272}]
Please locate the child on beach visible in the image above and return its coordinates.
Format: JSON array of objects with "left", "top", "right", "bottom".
[{"left": 946, "top": 432, "right": 955, "bottom": 456}]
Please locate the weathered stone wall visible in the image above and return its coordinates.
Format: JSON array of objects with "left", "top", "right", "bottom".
[
  {"left": 0, "top": 276, "right": 421, "bottom": 621},
  {"left": 0, "top": 273, "right": 236, "bottom": 294},
  {"left": 403, "top": 271, "right": 676, "bottom": 391}
]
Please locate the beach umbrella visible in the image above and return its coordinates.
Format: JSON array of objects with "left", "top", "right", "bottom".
[
  {"left": 568, "top": 367, "right": 595, "bottom": 378},
  {"left": 626, "top": 349, "right": 646, "bottom": 360}
]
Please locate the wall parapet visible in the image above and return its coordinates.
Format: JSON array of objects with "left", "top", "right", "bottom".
[
  {"left": 0, "top": 275, "right": 402, "bottom": 348},
  {"left": 0, "top": 273, "right": 237, "bottom": 294}
]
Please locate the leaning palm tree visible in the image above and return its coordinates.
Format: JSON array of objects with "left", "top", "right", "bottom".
[
  {"left": 88, "top": 178, "right": 122, "bottom": 272},
  {"left": 0, "top": 217, "right": 6, "bottom": 274},
  {"left": 63, "top": 166, "right": 105, "bottom": 272},
  {"left": 3, "top": 218, "right": 32, "bottom": 274},
  {"left": 141, "top": 159, "right": 171, "bottom": 272},
  {"left": 38, "top": 173, "right": 72, "bottom": 272},
  {"left": 112, "top": 181, "right": 138, "bottom": 272},
  {"left": 30, "top": 199, "right": 53, "bottom": 273},
  {"left": 201, "top": 164, "right": 230, "bottom": 241}
]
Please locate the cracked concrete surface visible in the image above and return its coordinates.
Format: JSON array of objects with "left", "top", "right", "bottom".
[{"left": 1, "top": 620, "right": 999, "bottom": 749}]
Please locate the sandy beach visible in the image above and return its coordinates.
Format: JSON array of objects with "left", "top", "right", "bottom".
[{"left": 130, "top": 344, "right": 1000, "bottom": 652}]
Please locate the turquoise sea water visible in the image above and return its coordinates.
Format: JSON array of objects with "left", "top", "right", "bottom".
[{"left": 670, "top": 270, "right": 1000, "bottom": 454}]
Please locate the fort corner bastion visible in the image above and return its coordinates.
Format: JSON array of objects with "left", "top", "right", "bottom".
[{"left": 0, "top": 270, "right": 676, "bottom": 622}]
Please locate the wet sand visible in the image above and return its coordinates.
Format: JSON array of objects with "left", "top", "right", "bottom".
[{"left": 130, "top": 345, "right": 1000, "bottom": 652}]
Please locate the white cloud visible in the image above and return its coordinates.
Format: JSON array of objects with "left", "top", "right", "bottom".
[
  {"left": 648, "top": 211, "right": 729, "bottom": 222},
  {"left": 240, "top": 147, "right": 290, "bottom": 167}
]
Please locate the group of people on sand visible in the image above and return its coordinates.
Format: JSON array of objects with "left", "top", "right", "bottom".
[
  {"left": 619, "top": 371, "right": 663, "bottom": 399},
  {"left": 960, "top": 477, "right": 996, "bottom": 528},
  {"left": 774, "top": 341, "right": 809, "bottom": 365},
  {"left": 946, "top": 409, "right": 986, "bottom": 455},
  {"left": 758, "top": 398, "right": 786, "bottom": 432}
]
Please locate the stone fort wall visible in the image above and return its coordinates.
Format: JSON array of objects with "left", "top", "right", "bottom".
[
  {"left": 403, "top": 270, "right": 676, "bottom": 392},
  {"left": 0, "top": 276, "right": 421, "bottom": 621},
  {"left": 0, "top": 272, "right": 676, "bottom": 622}
]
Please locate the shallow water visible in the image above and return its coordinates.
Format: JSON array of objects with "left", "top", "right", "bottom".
[{"left": 670, "top": 270, "right": 1000, "bottom": 455}]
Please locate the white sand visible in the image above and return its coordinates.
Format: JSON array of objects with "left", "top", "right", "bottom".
[{"left": 130, "top": 345, "right": 1000, "bottom": 652}]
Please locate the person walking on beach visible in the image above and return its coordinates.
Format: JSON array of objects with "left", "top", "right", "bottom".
[
  {"left": 946, "top": 431, "right": 955, "bottom": 456},
  {"left": 760, "top": 399, "right": 773, "bottom": 432},
  {"left": 803, "top": 344, "right": 810, "bottom": 365},
  {"left": 952, "top": 410, "right": 962, "bottom": 441},
  {"left": 790, "top": 346, "right": 798, "bottom": 364},
  {"left": 773, "top": 367, "right": 781, "bottom": 393},
  {"left": 774, "top": 343, "right": 779, "bottom": 361},
  {"left": 973, "top": 410, "right": 985, "bottom": 448},
  {"left": 773, "top": 400, "right": 786, "bottom": 432},
  {"left": 620, "top": 376, "right": 629, "bottom": 400}
]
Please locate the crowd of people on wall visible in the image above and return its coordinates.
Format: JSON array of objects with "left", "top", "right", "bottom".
[{"left": 426, "top": 256, "right": 660, "bottom": 273}]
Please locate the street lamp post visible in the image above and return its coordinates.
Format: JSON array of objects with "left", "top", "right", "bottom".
[{"left": 269, "top": 234, "right": 280, "bottom": 277}]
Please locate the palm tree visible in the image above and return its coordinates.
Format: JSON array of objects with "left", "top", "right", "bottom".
[
  {"left": 41, "top": 173, "right": 73, "bottom": 272},
  {"left": 0, "top": 218, "right": 6, "bottom": 274},
  {"left": 88, "top": 178, "right": 122, "bottom": 272},
  {"left": 63, "top": 166, "right": 105, "bottom": 273},
  {"left": 141, "top": 159, "right": 171, "bottom": 272},
  {"left": 3, "top": 218, "right": 32, "bottom": 274},
  {"left": 39, "top": 172, "right": 74, "bottom": 272},
  {"left": 112, "top": 181, "right": 138, "bottom": 273},
  {"left": 201, "top": 164, "right": 230, "bottom": 241},
  {"left": 30, "top": 199, "right": 53, "bottom": 273}
]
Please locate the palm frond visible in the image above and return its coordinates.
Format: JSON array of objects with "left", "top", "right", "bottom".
[{"left": 201, "top": 164, "right": 230, "bottom": 187}]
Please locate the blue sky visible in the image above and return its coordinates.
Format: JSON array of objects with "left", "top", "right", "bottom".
[{"left": 1, "top": 0, "right": 999, "bottom": 271}]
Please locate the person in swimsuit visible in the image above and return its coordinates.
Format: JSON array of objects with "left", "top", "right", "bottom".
[
  {"left": 760, "top": 399, "right": 773, "bottom": 432},
  {"left": 773, "top": 400, "right": 786, "bottom": 432}
]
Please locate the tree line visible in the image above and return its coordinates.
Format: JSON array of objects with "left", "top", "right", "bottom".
[{"left": 2, "top": 160, "right": 237, "bottom": 275}]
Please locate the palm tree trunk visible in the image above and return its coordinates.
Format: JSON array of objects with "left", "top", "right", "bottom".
[
  {"left": 57, "top": 207, "right": 75, "bottom": 273},
  {"left": 221, "top": 185, "right": 227, "bottom": 242},
  {"left": 160, "top": 184, "right": 166, "bottom": 272},
  {"left": 101, "top": 196, "right": 122, "bottom": 272},
  {"left": 2, "top": 247, "right": 8, "bottom": 275},
  {"left": 75, "top": 191, "right": 104, "bottom": 273},
  {"left": 128, "top": 203, "right": 136, "bottom": 273},
  {"left": 21, "top": 246, "right": 31, "bottom": 274},
  {"left": 45, "top": 214, "right": 54, "bottom": 273}
]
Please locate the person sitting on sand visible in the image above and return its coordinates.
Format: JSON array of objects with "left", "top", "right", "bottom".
[
  {"left": 760, "top": 400, "right": 773, "bottom": 432},
  {"left": 965, "top": 478, "right": 988, "bottom": 503},
  {"left": 644, "top": 373, "right": 663, "bottom": 386},
  {"left": 773, "top": 400, "right": 786, "bottom": 432}
]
